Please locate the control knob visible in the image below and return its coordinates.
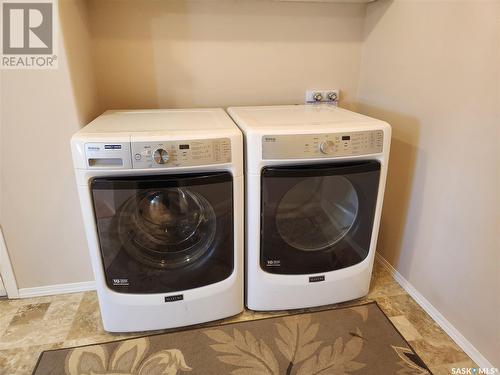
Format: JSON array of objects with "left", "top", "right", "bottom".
[
  {"left": 153, "top": 148, "right": 169, "bottom": 164},
  {"left": 320, "top": 140, "right": 335, "bottom": 155}
]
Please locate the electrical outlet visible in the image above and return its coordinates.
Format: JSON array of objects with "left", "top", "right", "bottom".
[{"left": 305, "top": 89, "right": 339, "bottom": 105}]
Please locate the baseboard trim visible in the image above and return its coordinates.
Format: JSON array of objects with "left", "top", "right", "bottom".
[
  {"left": 375, "top": 252, "right": 494, "bottom": 370},
  {"left": 8, "top": 253, "right": 495, "bottom": 368},
  {"left": 0, "top": 227, "right": 19, "bottom": 298},
  {"left": 18, "top": 280, "right": 96, "bottom": 298}
]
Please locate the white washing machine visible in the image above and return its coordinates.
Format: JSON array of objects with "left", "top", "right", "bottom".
[
  {"left": 71, "top": 109, "right": 244, "bottom": 332},
  {"left": 228, "top": 105, "right": 391, "bottom": 311}
]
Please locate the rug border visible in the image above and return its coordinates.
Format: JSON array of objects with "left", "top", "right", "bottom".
[
  {"left": 375, "top": 301, "right": 434, "bottom": 375},
  {"left": 31, "top": 300, "right": 433, "bottom": 375}
]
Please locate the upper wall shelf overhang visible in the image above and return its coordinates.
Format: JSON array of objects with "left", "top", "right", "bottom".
[{"left": 273, "top": 0, "right": 376, "bottom": 3}]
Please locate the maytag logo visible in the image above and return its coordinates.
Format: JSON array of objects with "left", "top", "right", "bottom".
[
  {"left": 309, "top": 275, "right": 325, "bottom": 283},
  {"left": 264, "top": 137, "right": 276, "bottom": 142},
  {"left": 165, "top": 294, "right": 184, "bottom": 303}
]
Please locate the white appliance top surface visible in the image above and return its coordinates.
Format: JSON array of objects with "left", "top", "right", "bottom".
[
  {"left": 78, "top": 109, "right": 238, "bottom": 135},
  {"left": 228, "top": 105, "right": 386, "bottom": 132}
]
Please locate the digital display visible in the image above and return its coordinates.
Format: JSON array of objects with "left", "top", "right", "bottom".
[
  {"left": 342, "top": 136, "right": 351, "bottom": 141},
  {"left": 179, "top": 144, "right": 190, "bottom": 150}
]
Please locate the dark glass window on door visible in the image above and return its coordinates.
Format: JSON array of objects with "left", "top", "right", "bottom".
[
  {"left": 91, "top": 172, "right": 234, "bottom": 294},
  {"left": 261, "top": 161, "right": 381, "bottom": 275}
]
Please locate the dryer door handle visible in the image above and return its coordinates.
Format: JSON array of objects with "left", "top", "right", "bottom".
[{"left": 262, "top": 160, "right": 380, "bottom": 178}]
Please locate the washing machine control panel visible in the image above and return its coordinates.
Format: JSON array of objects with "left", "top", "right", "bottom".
[
  {"left": 262, "top": 130, "right": 383, "bottom": 159},
  {"left": 131, "top": 138, "right": 231, "bottom": 168}
]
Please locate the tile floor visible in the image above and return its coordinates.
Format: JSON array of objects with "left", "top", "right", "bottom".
[{"left": 0, "top": 261, "right": 476, "bottom": 374}]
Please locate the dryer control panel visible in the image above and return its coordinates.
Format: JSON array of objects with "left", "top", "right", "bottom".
[
  {"left": 262, "top": 130, "right": 383, "bottom": 160},
  {"left": 131, "top": 137, "right": 231, "bottom": 168}
]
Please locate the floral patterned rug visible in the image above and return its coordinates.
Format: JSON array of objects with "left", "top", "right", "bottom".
[{"left": 32, "top": 302, "right": 431, "bottom": 375}]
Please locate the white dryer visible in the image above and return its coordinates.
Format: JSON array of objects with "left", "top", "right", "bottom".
[
  {"left": 71, "top": 109, "right": 244, "bottom": 332},
  {"left": 228, "top": 105, "right": 391, "bottom": 311}
]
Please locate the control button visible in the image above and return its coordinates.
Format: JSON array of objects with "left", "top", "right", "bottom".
[
  {"left": 153, "top": 149, "right": 169, "bottom": 164},
  {"left": 320, "top": 140, "right": 335, "bottom": 154},
  {"left": 134, "top": 153, "right": 142, "bottom": 161}
]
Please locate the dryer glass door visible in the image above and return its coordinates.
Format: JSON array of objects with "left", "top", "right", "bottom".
[
  {"left": 261, "top": 161, "right": 380, "bottom": 275},
  {"left": 91, "top": 172, "right": 233, "bottom": 294}
]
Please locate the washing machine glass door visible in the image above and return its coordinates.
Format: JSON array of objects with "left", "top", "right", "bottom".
[
  {"left": 117, "top": 187, "right": 216, "bottom": 269},
  {"left": 91, "top": 172, "right": 233, "bottom": 294},
  {"left": 261, "top": 161, "right": 380, "bottom": 275}
]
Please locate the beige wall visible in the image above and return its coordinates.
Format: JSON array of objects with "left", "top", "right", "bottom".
[
  {"left": 0, "top": 0, "right": 366, "bottom": 289},
  {"left": 0, "top": 0, "right": 98, "bottom": 289},
  {"left": 357, "top": 0, "right": 500, "bottom": 367},
  {"left": 88, "top": 0, "right": 366, "bottom": 110},
  {"left": 1, "top": 0, "right": 498, "bottom": 366}
]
